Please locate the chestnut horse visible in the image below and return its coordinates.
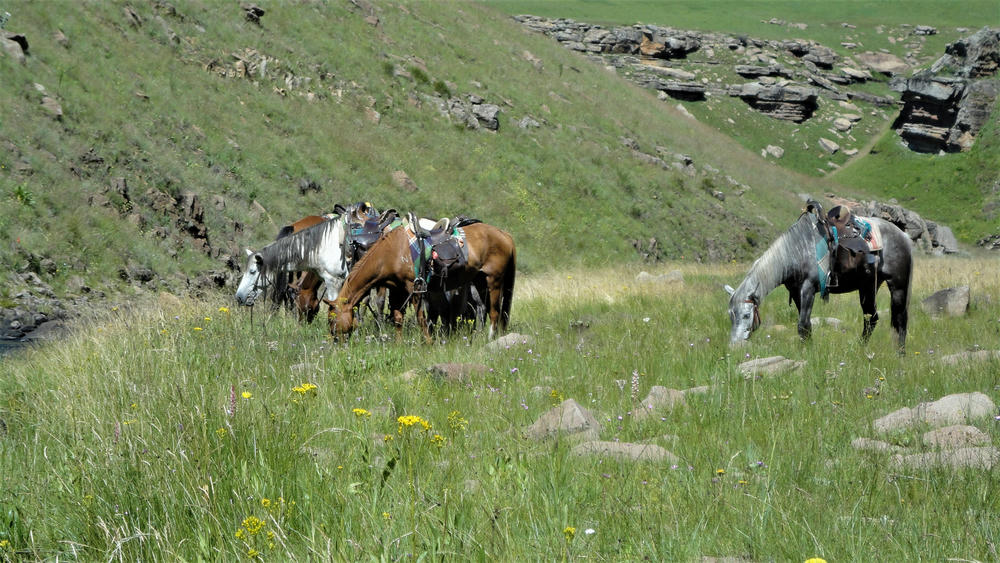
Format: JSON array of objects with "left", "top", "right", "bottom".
[
  {"left": 275, "top": 215, "right": 327, "bottom": 322},
  {"left": 329, "top": 221, "right": 515, "bottom": 342}
]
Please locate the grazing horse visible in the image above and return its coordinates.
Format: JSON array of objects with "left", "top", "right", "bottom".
[
  {"left": 329, "top": 220, "right": 515, "bottom": 342},
  {"left": 725, "top": 200, "right": 912, "bottom": 352},
  {"left": 273, "top": 215, "right": 328, "bottom": 321},
  {"left": 235, "top": 217, "right": 350, "bottom": 308}
]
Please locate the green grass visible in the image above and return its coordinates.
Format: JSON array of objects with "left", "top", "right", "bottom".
[{"left": 2, "top": 258, "right": 999, "bottom": 560}]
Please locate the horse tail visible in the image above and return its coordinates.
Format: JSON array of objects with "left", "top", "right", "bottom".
[{"left": 500, "top": 244, "right": 516, "bottom": 331}]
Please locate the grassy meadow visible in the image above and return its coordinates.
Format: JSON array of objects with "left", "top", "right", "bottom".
[{"left": 2, "top": 255, "right": 999, "bottom": 561}]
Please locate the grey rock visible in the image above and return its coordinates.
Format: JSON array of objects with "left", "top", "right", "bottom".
[
  {"left": 635, "top": 270, "right": 683, "bottom": 284},
  {"left": 426, "top": 363, "right": 488, "bottom": 383},
  {"left": 851, "top": 437, "right": 905, "bottom": 454},
  {"left": 922, "top": 425, "right": 991, "bottom": 449},
  {"left": 938, "top": 350, "right": 1000, "bottom": 366},
  {"left": 818, "top": 138, "right": 840, "bottom": 154},
  {"left": 921, "top": 286, "right": 970, "bottom": 316},
  {"left": 873, "top": 392, "right": 996, "bottom": 433},
  {"left": 486, "top": 332, "right": 533, "bottom": 352},
  {"left": 525, "top": 399, "right": 601, "bottom": 440},
  {"left": 633, "top": 386, "right": 686, "bottom": 421},
  {"left": 738, "top": 356, "right": 805, "bottom": 377}
]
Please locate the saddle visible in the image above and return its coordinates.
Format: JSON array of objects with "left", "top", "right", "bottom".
[
  {"left": 345, "top": 208, "right": 399, "bottom": 265},
  {"left": 809, "top": 201, "right": 880, "bottom": 290},
  {"left": 408, "top": 212, "right": 480, "bottom": 290}
]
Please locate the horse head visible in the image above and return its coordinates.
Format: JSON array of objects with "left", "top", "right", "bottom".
[
  {"left": 725, "top": 282, "right": 761, "bottom": 345},
  {"left": 235, "top": 248, "right": 266, "bottom": 306},
  {"left": 328, "top": 297, "right": 358, "bottom": 340}
]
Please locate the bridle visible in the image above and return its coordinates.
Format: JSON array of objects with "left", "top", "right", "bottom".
[{"left": 744, "top": 299, "right": 761, "bottom": 332}]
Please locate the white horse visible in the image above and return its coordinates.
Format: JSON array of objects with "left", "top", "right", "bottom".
[{"left": 235, "top": 218, "right": 349, "bottom": 307}]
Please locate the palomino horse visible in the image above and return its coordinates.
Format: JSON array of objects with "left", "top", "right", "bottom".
[
  {"left": 235, "top": 216, "right": 350, "bottom": 308},
  {"left": 725, "top": 200, "right": 912, "bottom": 352},
  {"left": 329, "top": 220, "right": 515, "bottom": 342}
]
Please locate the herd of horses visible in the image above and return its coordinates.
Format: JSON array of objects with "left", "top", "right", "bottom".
[
  {"left": 234, "top": 202, "right": 516, "bottom": 342},
  {"left": 233, "top": 199, "right": 912, "bottom": 351}
]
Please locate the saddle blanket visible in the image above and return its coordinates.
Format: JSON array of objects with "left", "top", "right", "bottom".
[{"left": 406, "top": 224, "right": 468, "bottom": 281}]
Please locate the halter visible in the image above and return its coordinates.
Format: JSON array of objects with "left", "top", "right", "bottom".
[{"left": 744, "top": 299, "right": 761, "bottom": 331}]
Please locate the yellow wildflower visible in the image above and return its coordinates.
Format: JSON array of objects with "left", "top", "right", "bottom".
[
  {"left": 447, "top": 410, "right": 468, "bottom": 431},
  {"left": 242, "top": 516, "right": 265, "bottom": 535},
  {"left": 242, "top": 391, "right": 252, "bottom": 399},
  {"left": 804, "top": 559, "right": 827, "bottom": 563},
  {"left": 218, "top": 306, "right": 230, "bottom": 313},
  {"left": 716, "top": 469, "right": 725, "bottom": 475},
  {"left": 204, "top": 316, "right": 212, "bottom": 322},
  {"left": 397, "top": 415, "right": 431, "bottom": 433},
  {"left": 261, "top": 498, "right": 271, "bottom": 508},
  {"left": 563, "top": 526, "right": 576, "bottom": 541},
  {"left": 248, "top": 548, "right": 259, "bottom": 557},
  {"left": 217, "top": 428, "right": 227, "bottom": 438},
  {"left": 235, "top": 529, "right": 245, "bottom": 539},
  {"left": 352, "top": 408, "right": 371, "bottom": 418},
  {"left": 193, "top": 327, "right": 203, "bottom": 331},
  {"left": 382, "top": 512, "right": 391, "bottom": 520},
  {"left": 431, "top": 434, "right": 446, "bottom": 448}
]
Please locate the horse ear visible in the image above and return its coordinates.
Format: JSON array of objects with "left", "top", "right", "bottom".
[
  {"left": 333, "top": 203, "right": 347, "bottom": 216},
  {"left": 724, "top": 284, "right": 735, "bottom": 296},
  {"left": 245, "top": 248, "right": 253, "bottom": 257}
]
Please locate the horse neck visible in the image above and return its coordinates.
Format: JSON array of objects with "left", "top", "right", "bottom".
[
  {"left": 262, "top": 219, "right": 342, "bottom": 272},
  {"left": 738, "top": 218, "right": 814, "bottom": 301},
  {"left": 339, "top": 229, "right": 405, "bottom": 308}
]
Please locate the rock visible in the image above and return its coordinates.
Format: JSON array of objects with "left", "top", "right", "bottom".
[
  {"left": 471, "top": 103, "right": 501, "bottom": 131},
  {"left": 818, "top": 138, "right": 840, "bottom": 154},
  {"left": 841, "top": 67, "right": 873, "bottom": 81},
  {"left": 242, "top": 3, "right": 265, "bottom": 25},
  {"left": 41, "top": 96, "right": 63, "bottom": 120},
  {"left": 486, "top": 332, "right": 533, "bottom": 352},
  {"left": 391, "top": 170, "right": 419, "bottom": 192},
  {"left": 738, "top": 356, "right": 805, "bottom": 377},
  {"left": 873, "top": 392, "right": 996, "bottom": 433},
  {"left": 525, "top": 399, "right": 600, "bottom": 441},
  {"left": 851, "top": 437, "right": 905, "bottom": 453},
  {"left": 642, "top": 64, "right": 696, "bottom": 81},
  {"left": 765, "top": 145, "right": 784, "bottom": 158},
  {"left": 914, "top": 25, "right": 937, "bottom": 36},
  {"left": 921, "top": 286, "right": 970, "bottom": 316},
  {"left": 729, "top": 82, "right": 818, "bottom": 122},
  {"left": 922, "top": 425, "right": 990, "bottom": 449},
  {"left": 891, "top": 447, "right": 1000, "bottom": 470},
  {"left": 425, "top": 363, "right": 488, "bottom": 383},
  {"left": 844, "top": 149, "right": 859, "bottom": 156},
  {"left": 571, "top": 441, "right": 678, "bottom": 462},
  {"left": 938, "top": 350, "right": 1000, "bottom": 366},
  {"left": 633, "top": 386, "right": 686, "bottom": 421},
  {"left": 1, "top": 32, "right": 26, "bottom": 64},
  {"left": 833, "top": 117, "right": 852, "bottom": 131},
  {"left": 517, "top": 116, "right": 541, "bottom": 129}
]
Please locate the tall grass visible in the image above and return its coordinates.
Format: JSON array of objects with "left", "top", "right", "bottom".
[{"left": 2, "top": 256, "right": 998, "bottom": 560}]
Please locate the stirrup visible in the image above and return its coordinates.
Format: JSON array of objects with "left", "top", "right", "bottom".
[{"left": 413, "top": 277, "right": 427, "bottom": 294}]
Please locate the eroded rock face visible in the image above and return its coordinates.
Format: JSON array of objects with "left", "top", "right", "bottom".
[
  {"left": 890, "top": 27, "right": 1000, "bottom": 153},
  {"left": 729, "top": 82, "right": 818, "bottom": 122}
]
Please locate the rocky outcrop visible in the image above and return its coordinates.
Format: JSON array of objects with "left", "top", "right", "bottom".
[
  {"left": 728, "top": 82, "right": 818, "bottom": 122},
  {"left": 832, "top": 197, "right": 960, "bottom": 253},
  {"left": 890, "top": 27, "right": 1000, "bottom": 153}
]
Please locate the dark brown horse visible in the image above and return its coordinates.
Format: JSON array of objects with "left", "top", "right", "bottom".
[{"left": 329, "top": 221, "right": 515, "bottom": 342}]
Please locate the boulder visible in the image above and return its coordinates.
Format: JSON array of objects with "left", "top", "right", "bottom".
[
  {"left": 818, "top": 138, "right": 840, "bottom": 154},
  {"left": 938, "top": 350, "right": 1000, "bottom": 366},
  {"left": 486, "top": 332, "right": 533, "bottom": 352},
  {"left": 856, "top": 51, "right": 909, "bottom": 74},
  {"left": 851, "top": 437, "right": 905, "bottom": 454},
  {"left": 920, "top": 286, "right": 970, "bottom": 316},
  {"left": 525, "top": 399, "right": 601, "bottom": 440},
  {"left": 729, "top": 82, "right": 818, "bottom": 122},
  {"left": 873, "top": 392, "right": 996, "bottom": 433},
  {"left": 738, "top": 356, "right": 805, "bottom": 377},
  {"left": 632, "top": 386, "right": 686, "bottom": 420},
  {"left": 922, "top": 425, "right": 990, "bottom": 449},
  {"left": 426, "top": 363, "right": 488, "bottom": 383}
]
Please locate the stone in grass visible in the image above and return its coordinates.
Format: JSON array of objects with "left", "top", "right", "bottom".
[
  {"left": 571, "top": 440, "right": 678, "bottom": 463},
  {"left": 632, "top": 386, "right": 686, "bottom": 421},
  {"left": 635, "top": 270, "right": 684, "bottom": 284},
  {"left": 890, "top": 447, "right": 1000, "bottom": 471},
  {"left": 738, "top": 356, "right": 805, "bottom": 377},
  {"left": 938, "top": 350, "right": 1000, "bottom": 366},
  {"left": 921, "top": 286, "right": 970, "bottom": 317},
  {"left": 851, "top": 437, "right": 905, "bottom": 454},
  {"left": 922, "top": 425, "right": 991, "bottom": 449},
  {"left": 873, "top": 392, "right": 996, "bottom": 433},
  {"left": 525, "top": 399, "right": 600, "bottom": 441},
  {"left": 486, "top": 332, "right": 533, "bottom": 352}
]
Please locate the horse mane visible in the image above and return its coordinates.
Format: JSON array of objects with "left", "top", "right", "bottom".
[
  {"left": 337, "top": 226, "right": 406, "bottom": 306},
  {"left": 737, "top": 211, "right": 817, "bottom": 301},
  {"left": 259, "top": 218, "right": 341, "bottom": 273}
]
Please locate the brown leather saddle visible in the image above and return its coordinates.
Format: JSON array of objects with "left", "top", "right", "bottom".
[{"left": 409, "top": 213, "right": 481, "bottom": 290}]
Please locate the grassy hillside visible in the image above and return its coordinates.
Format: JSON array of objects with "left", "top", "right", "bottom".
[
  {"left": 1, "top": 258, "right": 998, "bottom": 560},
  {"left": 497, "top": 0, "right": 1000, "bottom": 243},
  {"left": 0, "top": 0, "right": 844, "bottom": 303}
]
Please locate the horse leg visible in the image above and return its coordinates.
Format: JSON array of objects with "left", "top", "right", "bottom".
[
  {"left": 388, "top": 289, "right": 408, "bottom": 342},
  {"left": 797, "top": 283, "right": 816, "bottom": 340},
  {"left": 888, "top": 283, "right": 908, "bottom": 353},
  {"left": 859, "top": 285, "right": 879, "bottom": 343},
  {"left": 485, "top": 275, "right": 505, "bottom": 340}
]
